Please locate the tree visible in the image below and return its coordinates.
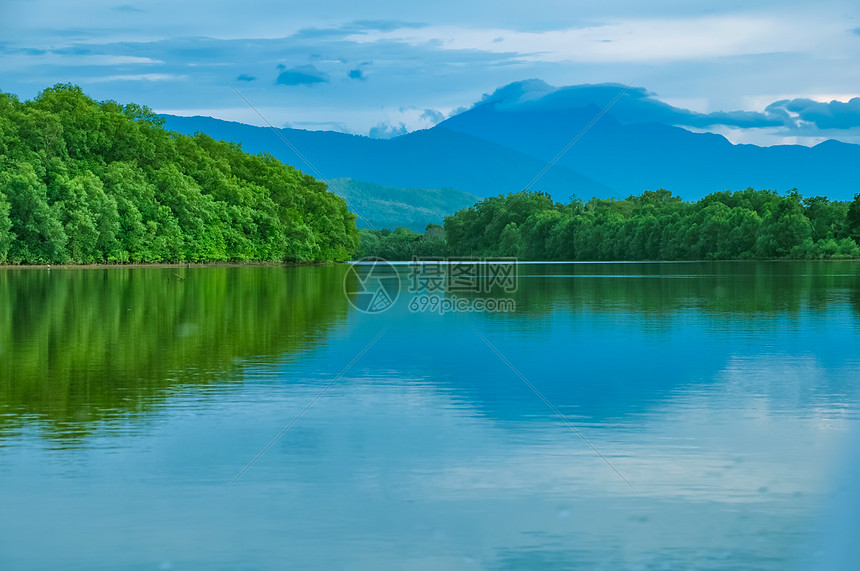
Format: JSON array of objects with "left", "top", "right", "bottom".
[
  {"left": 498, "top": 222, "right": 523, "bottom": 257},
  {"left": 424, "top": 223, "right": 445, "bottom": 242},
  {"left": 0, "top": 188, "right": 12, "bottom": 261},
  {"left": 755, "top": 195, "right": 811, "bottom": 257},
  {"left": 2, "top": 162, "right": 67, "bottom": 262},
  {"left": 804, "top": 195, "right": 848, "bottom": 241},
  {"left": 847, "top": 193, "right": 860, "bottom": 242}
]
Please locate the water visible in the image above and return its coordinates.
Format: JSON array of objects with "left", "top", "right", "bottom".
[{"left": 1, "top": 262, "right": 859, "bottom": 570}]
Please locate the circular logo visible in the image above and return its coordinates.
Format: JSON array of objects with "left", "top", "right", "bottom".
[{"left": 343, "top": 257, "right": 401, "bottom": 314}]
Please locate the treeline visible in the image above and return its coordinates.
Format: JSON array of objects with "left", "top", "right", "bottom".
[
  {"left": 0, "top": 84, "right": 358, "bottom": 264},
  {"left": 358, "top": 189, "right": 860, "bottom": 260}
]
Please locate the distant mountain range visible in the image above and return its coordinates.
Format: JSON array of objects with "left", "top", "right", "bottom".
[
  {"left": 161, "top": 113, "right": 610, "bottom": 199},
  {"left": 162, "top": 81, "right": 860, "bottom": 219}
]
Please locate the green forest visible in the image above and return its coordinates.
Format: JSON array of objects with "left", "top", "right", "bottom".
[
  {"left": 359, "top": 188, "right": 860, "bottom": 260},
  {"left": 0, "top": 84, "right": 358, "bottom": 264}
]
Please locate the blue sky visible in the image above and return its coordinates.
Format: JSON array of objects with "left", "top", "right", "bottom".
[{"left": 2, "top": 0, "right": 859, "bottom": 145}]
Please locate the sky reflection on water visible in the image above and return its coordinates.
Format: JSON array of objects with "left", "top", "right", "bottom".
[{"left": 1, "top": 262, "right": 858, "bottom": 569}]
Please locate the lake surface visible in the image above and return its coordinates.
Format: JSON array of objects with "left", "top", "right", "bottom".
[{"left": 1, "top": 262, "right": 859, "bottom": 570}]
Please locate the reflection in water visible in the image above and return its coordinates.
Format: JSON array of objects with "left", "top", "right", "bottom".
[
  {"left": 494, "top": 260, "right": 860, "bottom": 316},
  {"left": 0, "top": 266, "right": 348, "bottom": 440},
  {"left": 353, "top": 261, "right": 860, "bottom": 426},
  {"left": 0, "top": 261, "right": 859, "bottom": 569}
]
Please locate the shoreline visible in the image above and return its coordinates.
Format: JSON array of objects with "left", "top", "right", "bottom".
[
  {"left": 1, "top": 258, "right": 856, "bottom": 270},
  {"left": 0, "top": 260, "right": 343, "bottom": 270}
]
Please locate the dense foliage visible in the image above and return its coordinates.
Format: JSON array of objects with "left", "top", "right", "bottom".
[
  {"left": 0, "top": 85, "right": 358, "bottom": 264},
  {"left": 357, "top": 223, "right": 447, "bottom": 259},
  {"left": 359, "top": 189, "right": 860, "bottom": 260}
]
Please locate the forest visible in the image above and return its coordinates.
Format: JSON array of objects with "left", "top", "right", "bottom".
[
  {"left": 358, "top": 188, "right": 860, "bottom": 260},
  {"left": 0, "top": 84, "right": 358, "bottom": 264}
]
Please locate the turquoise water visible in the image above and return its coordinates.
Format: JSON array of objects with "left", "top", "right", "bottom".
[{"left": 1, "top": 262, "right": 858, "bottom": 569}]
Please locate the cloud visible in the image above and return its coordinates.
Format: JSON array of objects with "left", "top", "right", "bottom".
[
  {"left": 479, "top": 79, "right": 555, "bottom": 107},
  {"left": 766, "top": 97, "right": 860, "bottom": 129},
  {"left": 112, "top": 4, "right": 145, "bottom": 13},
  {"left": 420, "top": 108, "right": 445, "bottom": 123},
  {"left": 4, "top": 7, "right": 857, "bottom": 147},
  {"left": 348, "top": 69, "right": 364, "bottom": 80},
  {"left": 283, "top": 120, "right": 351, "bottom": 131},
  {"left": 349, "top": 20, "right": 427, "bottom": 33},
  {"left": 476, "top": 80, "right": 809, "bottom": 130},
  {"left": 275, "top": 64, "right": 328, "bottom": 86},
  {"left": 236, "top": 73, "right": 256, "bottom": 81},
  {"left": 345, "top": 15, "right": 835, "bottom": 64},
  {"left": 3, "top": 48, "right": 163, "bottom": 66},
  {"left": 369, "top": 121, "right": 408, "bottom": 138},
  {"left": 0, "top": 47, "right": 48, "bottom": 56},
  {"left": 292, "top": 20, "right": 426, "bottom": 41},
  {"left": 88, "top": 73, "right": 185, "bottom": 82},
  {"left": 476, "top": 80, "right": 860, "bottom": 135}
]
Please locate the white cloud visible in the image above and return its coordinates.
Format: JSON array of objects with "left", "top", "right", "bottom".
[
  {"left": 2, "top": 3, "right": 859, "bottom": 147},
  {"left": 82, "top": 55, "right": 164, "bottom": 65},
  {"left": 89, "top": 73, "right": 185, "bottom": 82},
  {"left": 345, "top": 15, "right": 842, "bottom": 64},
  {"left": 0, "top": 53, "right": 164, "bottom": 72},
  {"left": 742, "top": 93, "right": 860, "bottom": 112}
]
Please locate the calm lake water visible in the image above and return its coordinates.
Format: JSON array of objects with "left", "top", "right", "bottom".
[{"left": 1, "top": 262, "right": 859, "bottom": 570}]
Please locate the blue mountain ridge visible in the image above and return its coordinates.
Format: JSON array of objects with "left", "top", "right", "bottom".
[
  {"left": 160, "top": 115, "right": 611, "bottom": 200},
  {"left": 162, "top": 81, "right": 860, "bottom": 202},
  {"left": 439, "top": 99, "right": 860, "bottom": 201}
]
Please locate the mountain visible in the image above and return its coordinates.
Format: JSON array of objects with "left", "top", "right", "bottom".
[
  {"left": 439, "top": 84, "right": 860, "bottom": 201},
  {"left": 160, "top": 115, "right": 611, "bottom": 199},
  {"left": 162, "top": 82, "right": 860, "bottom": 204},
  {"left": 329, "top": 178, "right": 479, "bottom": 232}
]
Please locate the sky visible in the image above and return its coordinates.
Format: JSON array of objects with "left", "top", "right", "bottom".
[{"left": 2, "top": 0, "right": 860, "bottom": 146}]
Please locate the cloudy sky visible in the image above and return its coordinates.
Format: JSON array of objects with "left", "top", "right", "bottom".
[{"left": 2, "top": 0, "right": 859, "bottom": 145}]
